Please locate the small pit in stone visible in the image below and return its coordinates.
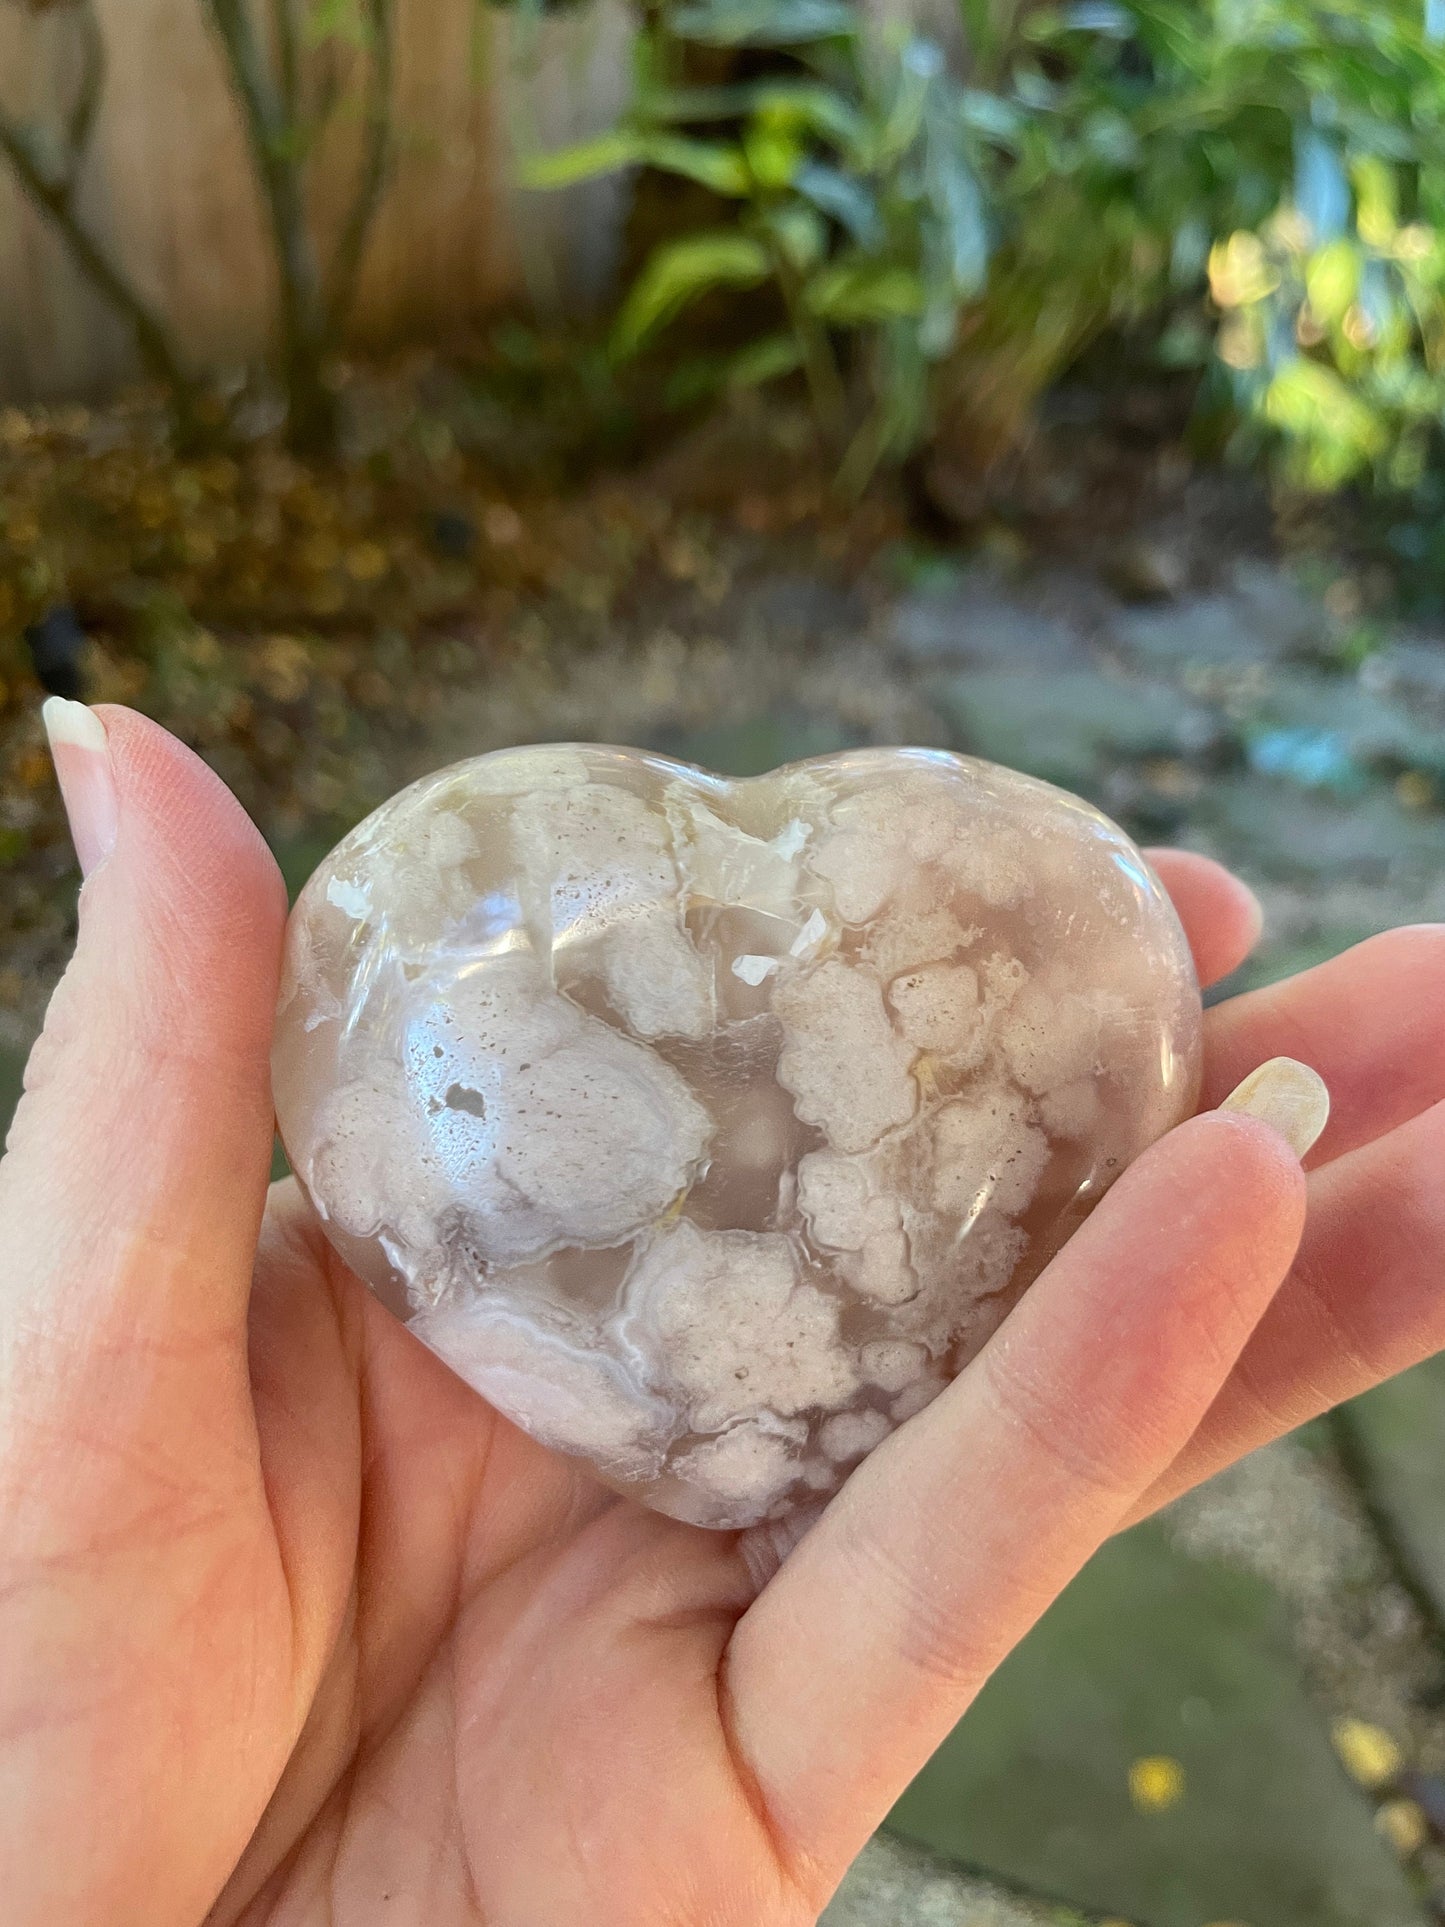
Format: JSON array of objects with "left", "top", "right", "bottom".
[{"left": 444, "top": 1083, "right": 490, "bottom": 1118}]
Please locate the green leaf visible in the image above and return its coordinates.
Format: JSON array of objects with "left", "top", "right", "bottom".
[
  {"left": 666, "top": 0, "right": 857, "bottom": 46},
  {"left": 760, "top": 202, "right": 828, "bottom": 271},
  {"left": 742, "top": 120, "right": 804, "bottom": 192},
  {"left": 1305, "top": 238, "right": 1361, "bottom": 327},
  {"left": 635, "top": 83, "right": 771, "bottom": 126},
  {"left": 723, "top": 333, "right": 805, "bottom": 388},
  {"left": 305, "top": 0, "right": 373, "bottom": 51},
  {"left": 610, "top": 231, "right": 771, "bottom": 359},
  {"left": 520, "top": 129, "right": 643, "bottom": 190},
  {"left": 1263, "top": 356, "right": 1389, "bottom": 487},
  {"left": 925, "top": 130, "right": 990, "bottom": 298},
  {"left": 794, "top": 160, "right": 884, "bottom": 245},
  {"left": 959, "top": 89, "right": 1024, "bottom": 148},
  {"left": 1062, "top": 2, "right": 1134, "bottom": 34},
  {"left": 807, "top": 259, "right": 926, "bottom": 323},
  {"left": 523, "top": 131, "right": 749, "bottom": 197},
  {"left": 640, "top": 134, "right": 751, "bottom": 195}
]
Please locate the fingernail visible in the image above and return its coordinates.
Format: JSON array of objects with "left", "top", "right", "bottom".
[
  {"left": 42, "top": 698, "right": 118, "bottom": 877},
  {"left": 1219, "top": 1056, "right": 1331, "bottom": 1160}
]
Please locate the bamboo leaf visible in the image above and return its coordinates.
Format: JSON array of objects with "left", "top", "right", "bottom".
[
  {"left": 806, "top": 258, "right": 925, "bottom": 323},
  {"left": 520, "top": 129, "right": 643, "bottom": 190},
  {"left": 611, "top": 231, "right": 771, "bottom": 358}
]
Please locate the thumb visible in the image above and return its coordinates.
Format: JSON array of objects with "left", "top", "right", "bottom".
[{"left": 1, "top": 701, "right": 287, "bottom": 1376}]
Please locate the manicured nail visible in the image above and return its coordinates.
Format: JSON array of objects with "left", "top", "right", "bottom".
[
  {"left": 42, "top": 697, "right": 118, "bottom": 877},
  {"left": 1219, "top": 1056, "right": 1330, "bottom": 1160}
]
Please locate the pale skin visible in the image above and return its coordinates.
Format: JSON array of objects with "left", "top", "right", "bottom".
[{"left": 1, "top": 707, "right": 1442, "bottom": 1927}]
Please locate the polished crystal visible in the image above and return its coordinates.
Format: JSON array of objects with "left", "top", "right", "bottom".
[{"left": 273, "top": 747, "right": 1202, "bottom": 1528}]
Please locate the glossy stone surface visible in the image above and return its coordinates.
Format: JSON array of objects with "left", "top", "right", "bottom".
[{"left": 273, "top": 746, "right": 1202, "bottom": 1528}]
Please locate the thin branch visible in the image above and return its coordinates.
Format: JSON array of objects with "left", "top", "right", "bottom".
[
  {"left": 323, "top": 0, "right": 394, "bottom": 338},
  {"left": 204, "top": 0, "right": 327, "bottom": 351},
  {"left": 64, "top": 0, "right": 104, "bottom": 180},
  {"left": 310, "top": 45, "right": 344, "bottom": 148},
  {"left": 0, "top": 116, "right": 196, "bottom": 402},
  {"left": 271, "top": 0, "right": 304, "bottom": 123},
  {"left": 0, "top": 2, "right": 200, "bottom": 425}
]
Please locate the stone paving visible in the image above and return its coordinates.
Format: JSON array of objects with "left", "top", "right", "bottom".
[{"left": 5, "top": 535, "right": 1445, "bottom": 1926}]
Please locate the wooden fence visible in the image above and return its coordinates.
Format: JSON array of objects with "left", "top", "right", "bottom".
[{"left": 0, "top": 0, "right": 632, "bottom": 401}]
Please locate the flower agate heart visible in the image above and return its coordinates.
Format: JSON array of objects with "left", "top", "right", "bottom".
[{"left": 273, "top": 746, "right": 1201, "bottom": 1528}]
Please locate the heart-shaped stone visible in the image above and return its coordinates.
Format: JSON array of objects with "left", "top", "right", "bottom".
[{"left": 273, "top": 746, "right": 1201, "bottom": 1528}]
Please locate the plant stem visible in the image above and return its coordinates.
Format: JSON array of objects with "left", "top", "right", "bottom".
[
  {"left": 325, "top": 0, "right": 395, "bottom": 338},
  {"left": 765, "top": 231, "right": 848, "bottom": 440},
  {"left": 205, "top": 0, "right": 337, "bottom": 453},
  {"left": 0, "top": 7, "right": 206, "bottom": 445}
]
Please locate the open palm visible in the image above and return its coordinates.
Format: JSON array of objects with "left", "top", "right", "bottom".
[{"left": 2, "top": 708, "right": 1441, "bottom": 1927}]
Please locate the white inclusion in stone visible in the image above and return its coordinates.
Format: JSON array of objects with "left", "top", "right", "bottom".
[
  {"left": 308, "top": 1070, "right": 408, "bottom": 1239},
  {"left": 731, "top": 953, "right": 781, "bottom": 987},
  {"left": 601, "top": 909, "right": 713, "bottom": 1039},
  {"left": 622, "top": 1221, "right": 858, "bottom": 1432},
  {"left": 887, "top": 961, "right": 986, "bottom": 1059},
  {"left": 940, "top": 824, "right": 1033, "bottom": 907},
  {"left": 819, "top": 1408, "right": 893, "bottom": 1463},
  {"left": 401, "top": 954, "right": 711, "bottom": 1264},
  {"left": 673, "top": 1422, "right": 801, "bottom": 1517},
  {"left": 796, "top": 1151, "right": 871, "bottom": 1249},
  {"left": 930, "top": 1087, "right": 1051, "bottom": 1220},
  {"left": 326, "top": 874, "right": 372, "bottom": 919},
  {"left": 774, "top": 959, "right": 918, "bottom": 1155},
  {"left": 847, "top": 1225, "right": 917, "bottom": 1305},
  {"left": 809, "top": 827, "right": 896, "bottom": 924},
  {"left": 796, "top": 1150, "right": 898, "bottom": 1252},
  {"left": 860, "top": 1339, "right": 930, "bottom": 1395},
  {"left": 770, "top": 818, "right": 809, "bottom": 860},
  {"left": 999, "top": 982, "right": 1105, "bottom": 1094},
  {"left": 514, "top": 782, "right": 677, "bottom": 941},
  {"left": 413, "top": 1302, "right": 671, "bottom": 1476},
  {"left": 863, "top": 905, "right": 974, "bottom": 979},
  {"left": 1040, "top": 1077, "right": 1101, "bottom": 1139}
]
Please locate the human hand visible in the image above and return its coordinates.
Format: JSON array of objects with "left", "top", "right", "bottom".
[{"left": 1, "top": 704, "right": 1438, "bottom": 1926}]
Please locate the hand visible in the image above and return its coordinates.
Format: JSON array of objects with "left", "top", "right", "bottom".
[{"left": 1, "top": 705, "right": 1439, "bottom": 1927}]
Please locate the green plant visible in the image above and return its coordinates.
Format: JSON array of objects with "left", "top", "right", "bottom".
[
  {"left": 528, "top": 0, "right": 1445, "bottom": 521},
  {"left": 204, "top": 0, "right": 397, "bottom": 454},
  {"left": 526, "top": 0, "right": 994, "bottom": 487},
  {"left": 1203, "top": 7, "right": 1445, "bottom": 496}
]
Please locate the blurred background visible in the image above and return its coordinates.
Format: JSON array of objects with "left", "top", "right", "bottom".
[{"left": 1, "top": 0, "right": 1443, "bottom": 1920}]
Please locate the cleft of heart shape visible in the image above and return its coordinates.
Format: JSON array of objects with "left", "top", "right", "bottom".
[{"left": 273, "top": 744, "right": 1202, "bottom": 1528}]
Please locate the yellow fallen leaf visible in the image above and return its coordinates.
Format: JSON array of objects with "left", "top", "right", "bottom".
[
  {"left": 1331, "top": 1716, "right": 1402, "bottom": 1789},
  {"left": 1128, "top": 1755, "right": 1186, "bottom": 1813},
  {"left": 346, "top": 541, "right": 390, "bottom": 583},
  {"left": 1375, "top": 1798, "right": 1428, "bottom": 1858}
]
